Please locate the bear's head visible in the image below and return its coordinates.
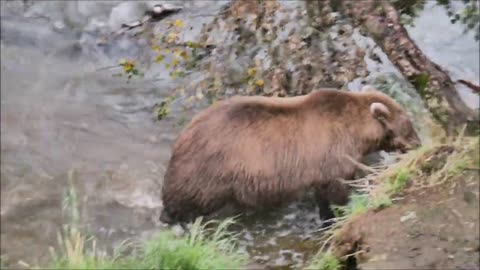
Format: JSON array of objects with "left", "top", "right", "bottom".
[{"left": 370, "top": 101, "right": 422, "bottom": 153}]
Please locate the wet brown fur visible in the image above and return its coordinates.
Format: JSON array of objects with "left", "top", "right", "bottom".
[{"left": 161, "top": 89, "right": 421, "bottom": 223}]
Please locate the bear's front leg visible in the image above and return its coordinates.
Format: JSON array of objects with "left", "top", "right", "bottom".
[
  {"left": 314, "top": 186, "right": 335, "bottom": 228},
  {"left": 314, "top": 179, "right": 351, "bottom": 228}
]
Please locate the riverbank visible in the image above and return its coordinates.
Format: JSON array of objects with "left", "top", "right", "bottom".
[{"left": 308, "top": 135, "right": 479, "bottom": 270}]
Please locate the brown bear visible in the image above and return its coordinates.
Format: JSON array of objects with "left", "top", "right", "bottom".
[{"left": 160, "top": 88, "right": 421, "bottom": 225}]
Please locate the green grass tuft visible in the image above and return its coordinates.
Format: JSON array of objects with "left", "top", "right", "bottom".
[
  {"left": 332, "top": 193, "right": 370, "bottom": 218},
  {"left": 370, "top": 193, "right": 393, "bottom": 209},
  {"left": 141, "top": 217, "right": 247, "bottom": 270},
  {"left": 305, "top": 252, "right": 342, "bottom": 270},
  {"left": 388, "top": 168, "right": 411, "bottom": 194}
]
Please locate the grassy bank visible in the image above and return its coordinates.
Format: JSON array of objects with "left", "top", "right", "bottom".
[
  {"left": 46, "top": 217, "right": 247, "bottom": 270},
  {"left": 305, "top": 132, "right": 479, "bottom": 270}
]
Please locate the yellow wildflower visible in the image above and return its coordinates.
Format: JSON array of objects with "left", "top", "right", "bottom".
[
  {"left": 179, "top": 50, "right": 189, "bottom": 60},
  {"left": 155, "top": 54, "right": 165, "bottom": 63},
  {"left": 173, "top": 19, "right": 184, "bottom": 28},
  {"left": 119, "top": 59, "right": 135, "bottom": 73},
  {"left": 166, "top": 32, "right": 178, "bottom": 43},
  {"left": 172, "top": 58, "right": 180, "bottom": 67},
  {"left": 173, "top": 48, "right": 182, "bottom": 57},
  {"left": 255, "top": 79, "right": 264, "bottom": 87}
]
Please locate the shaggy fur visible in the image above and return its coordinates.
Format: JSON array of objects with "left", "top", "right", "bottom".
[{"left": 160, "top": 89, "right": 421, "bottom": 224}]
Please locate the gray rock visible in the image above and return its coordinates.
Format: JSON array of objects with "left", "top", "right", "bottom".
[{"left": 108, "top": 1, "right": 148, "bottom": 31}]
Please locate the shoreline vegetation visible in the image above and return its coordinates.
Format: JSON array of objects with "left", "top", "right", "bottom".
[{"left": 47, "top": 217, "right": 248, "bottom": 270}]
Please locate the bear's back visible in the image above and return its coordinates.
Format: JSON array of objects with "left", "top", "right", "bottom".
[{"left": 166, "top": 91, "right": 366, "bottom": 194}]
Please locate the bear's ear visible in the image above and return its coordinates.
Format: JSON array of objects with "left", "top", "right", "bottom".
[{"left": 370, "top": 102, "right": 390, "bottom": 121}]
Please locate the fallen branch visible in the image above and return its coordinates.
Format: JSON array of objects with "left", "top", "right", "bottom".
[{"left": 457, "top": 79, "right": 480, "bottom": 94}]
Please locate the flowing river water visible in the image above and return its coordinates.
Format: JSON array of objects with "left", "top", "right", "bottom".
[{"left": 1, "top": 1, "right": 478, "bottom": 269}]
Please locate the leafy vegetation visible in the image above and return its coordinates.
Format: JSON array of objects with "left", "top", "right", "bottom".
[
  {"left": 118, "top": 59, "right": 143, "bottom": 81},
  {"left": 154, "top": 95, "right": 176, "bottom": 120},
  {"left": 394, "top": 0, "right": 479, "bottom": 40},
  {"left": 116, "top": 18, "right": 209, "bottom": 83},
  {"left": 410, "top": 73, "right": 430, "bottom": 97},
  {"left": 244, "top": 67, "right": 266, "bottom": 94},
  {"left": 438, "top": 0, "right": 480, "bottom": 41}
]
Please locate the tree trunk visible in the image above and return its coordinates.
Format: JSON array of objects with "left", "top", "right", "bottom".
[{"left": 336, "top": 0, "right": 478, "bottom": 134}]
